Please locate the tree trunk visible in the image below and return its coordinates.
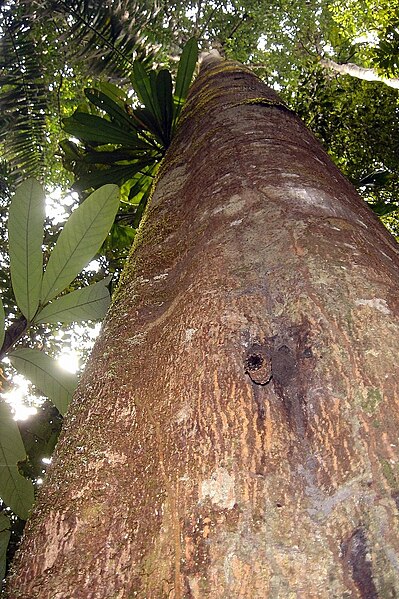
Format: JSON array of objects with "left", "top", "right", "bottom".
[
  {"left": 320, "top": 57, "right": 399, "bottom": 89},
  {"left": 8, "top": 58, "right": 399, "bottom": 598}
]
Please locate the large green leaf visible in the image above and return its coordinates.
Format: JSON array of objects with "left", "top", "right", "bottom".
[
  {"left": 74, "top": 162, "right": 151, "bottom": 192},
  {"left": 8, "top": 179, "right": 45, "bottom": 321},
  {"left": 157, "top": 70, "right": 174, "bottom": 144},
  {"left": 63, "top": 113, "right": 140, "bottom": 146},
  {"left": 174, "top": 38, "right": 198, "bottom": 123},
  {"left": 81, "top": 148, "right": 152, "bottom": 168},
  {"left": 132, "top": 108, "right": 161, "bottom": 136},
  {"left": 0, "top": 296, "right": 5, "bottom": 351},
  {"left": 369, "top": 201, "right": 399, "bottom": 216},
  {"left": 0, "top": 401, "right": 34, "bottom": 520},
  {"left": 98, "top": 81, "right": 127, "bottom": 104},
  {"left": 34, "top": 278, "right": 111, "bottom": 324},
  {"left": 81, "top": 148, "right": 152, "bottom": 164},
  {"left": 0, "top": 512, "right": 10, "bottom": 580},
  {"left": 149, "top": 70, "right": 162, "bottom": 124},
  {"left": 131, "top": 61, "right": 160, "bottom": 122},
  {"left": 84, "top": 88, "right": 138, "bottom": 131},
  {"left": 9, "top": 349, "right": 77, "bottom": 415},
  {"left": 40, "top": 185, "right": 119, "bottom": 304}
]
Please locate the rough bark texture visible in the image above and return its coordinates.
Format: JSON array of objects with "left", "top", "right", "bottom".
[{"left": 8, "top": 60, "right": 399, "bottom": 598}]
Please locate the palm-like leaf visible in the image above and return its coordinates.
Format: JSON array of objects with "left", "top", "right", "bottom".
[
  {"left": 51, "top": 0, "right": 160, "bottom": 78},
  {"left": 0, "top": 6, "right": 48, "bottom": 179},
  {"left": 61, "top": 38, "right": 198, "bottom": 240},
  {"left": 62, "top": 38, "right": 198, "bottom": 187}
]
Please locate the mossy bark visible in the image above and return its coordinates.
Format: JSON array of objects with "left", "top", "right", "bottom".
[{"left": 7, "top": 60, "right": 399, "bottom": 598}]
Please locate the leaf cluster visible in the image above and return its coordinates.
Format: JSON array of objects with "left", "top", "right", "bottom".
[{"left": 61, "top": 38, "right": 198, "bottom": 233}]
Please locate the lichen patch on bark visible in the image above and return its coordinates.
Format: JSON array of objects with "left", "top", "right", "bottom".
[
  {"left": 355, "top": 297, "right": 391, "bottom": 314},
  {"left": 200, "top": 468, "right": 236, "bottom": 510}
]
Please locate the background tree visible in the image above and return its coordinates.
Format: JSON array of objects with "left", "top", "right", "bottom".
[{"left": 326, "top": 0, "right": 399, "bottom": 83}]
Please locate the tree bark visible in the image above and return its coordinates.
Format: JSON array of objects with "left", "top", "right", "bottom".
[
  {"left": 8, "top": 59, "right": 399, "bottom": 598},
  {"left": 320, "top": 57, "right": 399, "bottom": 89}
]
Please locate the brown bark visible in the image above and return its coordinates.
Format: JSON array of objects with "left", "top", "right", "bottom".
[{"left": 7, "top": 59, "right": 399, "bottom": 598}]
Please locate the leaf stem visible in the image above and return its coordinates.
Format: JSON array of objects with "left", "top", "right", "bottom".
[{"left": 0, "top": 317, "right": 29, "bottom": 362}]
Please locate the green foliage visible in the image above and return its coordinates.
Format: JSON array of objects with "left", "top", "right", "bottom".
[
  {"left": 9, "top": 350, "right": 77, "bottom": 416},
  {"left": 18, "top": 402, "right": 62, "bottom": 481},
  {"left": 8, "top": 179, "right": 45, "bottom": 321},
  {"left": 0, "top": 401, "right": 34, "bottom": 520},
  {"left": 289, "top": 63, "right": 399, "bottom": 227},
  {"left": 328, "top": 0, "right": 399, "bottom": 79},
  {"left": 374, "top": 20, "right": 399, "bottom": 77},
  {"left": 174, "top": 38, "right": 199, "bottom": 124},
  {"left": 0, "top": 0, "right": 160, "bottom": 180},
  {"left": 61, "top": 37, "right": 198, "bottom": 216},
  {"left": 4, "top": 180, "right": 118, "bottom": 343},
  {"left": 0, "top": 180, "right": 120, "bottom": 574},
  {"left": 64, "top": 112, "right": 148, "bottom": 147}
]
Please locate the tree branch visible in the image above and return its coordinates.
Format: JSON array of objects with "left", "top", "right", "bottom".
[{"left": 320, "top": 58, "right": 399, "bottom": 90}]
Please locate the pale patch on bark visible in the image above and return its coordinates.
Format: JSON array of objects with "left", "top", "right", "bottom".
[
  {"left": 380, "top": 250, "right": 395, "bottom": 262},
  {"left": 127, "top": 331, "right": 148, "bottom": 346},
  {"left": 285, "top": 186, "right": 337, "bottom": 211},
  {"left": 200, "top": 467, "right": 236, "bottom": 509},
  {"left": 153, "top": 272, "right": 169, "bottom": 281},
  {"left": 42, "top": 513, "right": 76, "bottom": 572},
  {"left": 188, "top": 575, "right": 202, "bottom": 597},
  {"left": 355, "top": 298, "right": 391, "bottom": 314},
  {"left": 101, "top": 450, "right": 128, "bottom": 465},
  {"left": 151, "top": 165, "right": 188, "bottom": 207},
  {"left": 175, "top": 402, "right": 192, "bottom": 423},
  {"left": 184, "top": 328, "right": 198, "bottom": 342},
  {"left": 305, "top": 475, "right": 373, "bottom": 519},
  {"left": 212, "top": 194, "right": 246, "bottom": 216},
  {"left": 262, "top": 184, "right": 338, "bottom": 215}
]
